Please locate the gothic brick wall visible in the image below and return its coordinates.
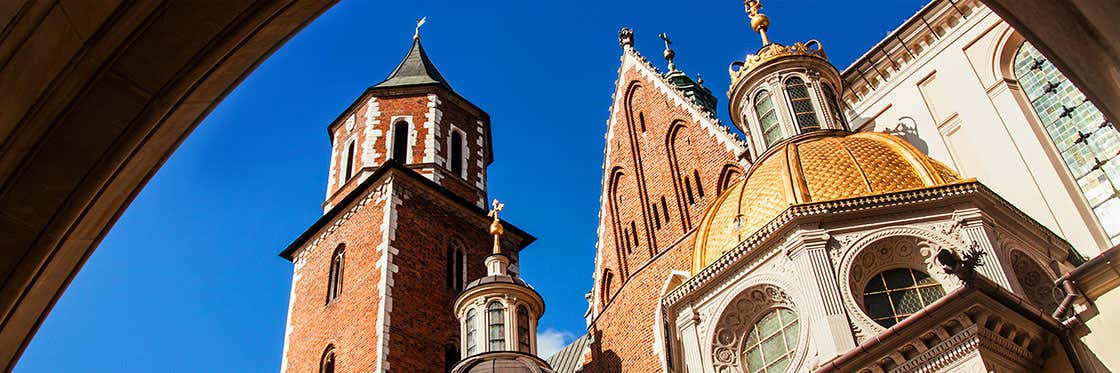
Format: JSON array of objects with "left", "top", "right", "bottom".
[
  {"left": 384, "top": 176, "right": 497, "bottom": 371},
  {"left": 283, "top": 182, "right": 390, "bottom": 373},
  {"left": 585, "top": 52, "right": 746, "bottom": 372}
]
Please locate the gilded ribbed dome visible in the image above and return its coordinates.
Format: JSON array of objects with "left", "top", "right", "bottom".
[{"left": 692, "top": 131, "right": 962, "bottom": 272}]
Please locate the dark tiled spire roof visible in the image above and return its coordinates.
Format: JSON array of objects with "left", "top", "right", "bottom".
[{"left": 373, "top": 38, "right": 451, "bottom": 90}]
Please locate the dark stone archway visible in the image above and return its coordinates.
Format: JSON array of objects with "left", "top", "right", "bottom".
[{"left": 0, "top": 1, "right": 335, "bottom": 370}]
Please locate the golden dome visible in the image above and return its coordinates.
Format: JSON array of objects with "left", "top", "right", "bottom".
[{"left": 692, "top": 131, "right": 963, "bottom": 272}]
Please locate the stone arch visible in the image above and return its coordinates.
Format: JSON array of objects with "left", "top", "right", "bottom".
[
  {"left": 708, "top": 282, "right": 806, "bottom": 373},
  {"left": 837, "top": 226, "right": 964, "bottom": 338},
  {"left": 607, "top": 166, "right": 630, "bottom": 278},
  {"left": 1008, "top": 249, "right": 1062, "bottom": 314},
  {"left": 666, "top": 121, "right": 701, "bottom": 229},
  {"left": 716, "top": 164, "right": 744, "bottom": 194}
]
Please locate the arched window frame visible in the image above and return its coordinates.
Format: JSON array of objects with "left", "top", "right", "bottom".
[
  {"left": 326, "top": 244, "right": 345, "bottom": 304},
  {"left": 486, "top": 301, "right": 506, "bottom": 352},
  {"left": 861, "top": 267, "right": 945, "bottom": 328},
  {"left": 753, "top": 89, "right": 783, "bottom": 147},
  {"left": 320, "top": 345, "right": 336, "bottom": 373},
  {"left": 784, "top": 76, "right": 821, "bottom": 132},
  {"left": 446, "top": 240, "right": 466, "bottom": 291},
  {"left": 516, "top": 305, "right": 531, "bottom": 353},
  {"left": 446, "top": 125, "right": 468, "bottom": 179},
  {"left": 342, "top": 139, "right": 356, "bottom": 181},
  {"left": 444, "top": 342, "right": 460, "bottom": 371},
  {"left": 740, "top": 307, "right": 799, "bottom": 373},
  {"left": 389, "top": 117, "right": 413, "bottom": 163},
  {"left": 1010, "top": 41, "right": 1120, "bottom": 242},
  {"left": 465, "top": 308, "right": 479, "bottom": 355},
  {"left": 820, "top": 83, "right": 846, "bottom": 129},
  {"left": 601, "top": 269, "right": 615, "bottom": 306}
]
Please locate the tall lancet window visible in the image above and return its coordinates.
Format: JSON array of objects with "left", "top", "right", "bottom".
[
  {"left": 465, "top": 308, "right": 479, "bottom": 355},
  {"left": 392, "top": 120, "right": 409, "bottom": 162},
  {"left": 821, "top": 83, "right": 845, "bottom": 127},
  {"left": 785, "top": 77, "right": 820, "bottom": 132},
  {"left": 517, "top": 305, "right": 531, "bottom": 352},
  {"left": 450, "top": 131, "right": 464, "bottom": 177},
  {"left": 326, "top": 244, "right": 345, "bottom": 303},
  {"left": 487, "top": 302, "right": 506, "bottom": 351},
  {"left": 754, "top": 90, "right": 782, "bottom": 146},
  {"left": 343, "top": 140, "right": 356, "bottom": 181},
  {"left": 1014, "top": 42, "right": 1119, "bottom": 241},
  {"left": 320, "top": 345, "right": 336, "bottom": 373}
]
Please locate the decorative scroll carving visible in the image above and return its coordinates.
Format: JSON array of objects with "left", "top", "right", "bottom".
[
  {"left": 711, "top": 285, "right": 796, "bottom": 373},
  {"left": 1009, "top": 250, "right": 1061, "bottom": 313}
]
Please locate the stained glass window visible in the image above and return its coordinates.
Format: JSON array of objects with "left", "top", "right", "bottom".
[
  {"left": 862, "top": 268, "right": 945, "bottom": 327},
  {"left": 785, "top": 77, "right": 820, "bottom": 132},
  {"left": 755, "top": 91, "right": 782, "bottom": 146},
  {"left": 1014, "top": 42, "right": 1119, "bottom": 242},
  {"left": 740, "top": 308, "right": 799, "bottom": 373}
]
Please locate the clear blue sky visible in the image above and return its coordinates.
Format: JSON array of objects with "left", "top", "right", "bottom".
[{"left": 15, "top": 0, "right": 927, "bottom": 371}]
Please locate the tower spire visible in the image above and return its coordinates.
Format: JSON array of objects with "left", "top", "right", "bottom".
[{"left": 746, "top": 0, "right": 771, "bottom": 45}]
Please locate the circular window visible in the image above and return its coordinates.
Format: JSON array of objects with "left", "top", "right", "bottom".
[
  {"left": 862, "top": 268, "right": 945, "bottom": 328},
  {"left": 740, "top": 308, "right": 798, "bottom": 373}
]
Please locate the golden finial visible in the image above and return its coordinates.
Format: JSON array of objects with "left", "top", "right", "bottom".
[
  {"left": 414, "top": 17, "right": 427, "bottom": 41},
  {"left": 658, "top": 33, "right": 676, "bottom": 72},
  {"left": 487, "top": 199, "right": 505, "bottom": 254},
  {"left": 745, "top": 0, "right": 771, "bottom": 45}
]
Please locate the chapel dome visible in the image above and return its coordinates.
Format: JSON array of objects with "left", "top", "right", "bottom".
[{"left": 692, "top": 130, "right": 962, "bottom": 272}]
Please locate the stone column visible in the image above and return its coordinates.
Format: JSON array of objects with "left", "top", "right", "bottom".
[{"left": 785, "top": 228, "right": 856, "bottom": 359}]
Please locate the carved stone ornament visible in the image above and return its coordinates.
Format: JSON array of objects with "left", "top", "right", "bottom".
[{"left": 711, "top": 284, "right": 796, "bottom": 373}]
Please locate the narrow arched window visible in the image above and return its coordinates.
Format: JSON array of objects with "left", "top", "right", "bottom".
[
  {"left": 785, "top": 77, "right": 820, "bottom": 132},
  {"left": 465, "top": 308, "right": 479, "bottom": 355},
  {"left": 602, "top": 270, "right": 615, "bottom": 303},
  {"left": 693, "top": 170, "right": 704, "bottom": 198},
  {"left": 450, "top": 131, "right": 464, "bottom": 177},
  {"left": 487, "top": 302, "right": 505, "bottom": 351},
  {"left": 392, "top": 120, "right": 409, "bottom": 162},
  {"left": 754, "top": 90, "right": 782, "bottom": 146},
  {"left": 517, "top": 305, "right": 531, "bottom": 352},
  {"left": 320, "top": 345, "right": 336, "bottom": 373},
  {"left": 821, "top": 83, "right": 845, "bottom": 127},
  {"left": 343, "top": 140, "right": 356, "bottom": 181},
  {"left": 1014, "top": 42, "right": 1119, "bottom": 241},
  {"left": 446, "top": 240, "right": 465, "bottom": 291},
  {"left": 326, "top": 244, "right": 345, "bottom": 303}
]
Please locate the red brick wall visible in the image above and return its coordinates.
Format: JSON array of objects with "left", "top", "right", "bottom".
[
  {"left": 325, "top": 90, "right": 488, "bottom": 209},
  {"left": 586, "top": 60, "right": 745, "bottom": 372},
  {"left": 384, "top": 177, "right": 495, "bottom": 371},
  {"left": 283, "top": 184, "right": 389, "bottom": 373}
]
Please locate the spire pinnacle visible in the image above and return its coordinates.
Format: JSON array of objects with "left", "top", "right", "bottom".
[
  {"left": 413, "top": 16, "right": 426, "bottom": 41},
  {"left": 745, "top": 0, "right": 771, "bottom": 45},
  {"left": 487, "top": 199, "right": 505, "bottom": 255},
  {"left": 659, "top": 33, "right": 677, "bottom": 72}
]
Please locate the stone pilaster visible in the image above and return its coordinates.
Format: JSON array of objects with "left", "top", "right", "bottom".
[{"left": 785, "top": 228, "right": 856, "bottom": 359}]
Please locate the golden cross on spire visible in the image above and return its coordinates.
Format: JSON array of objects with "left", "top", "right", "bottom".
[
  {"left": 488, "top": 199, "right": 505, "bottom": 254},
  {"left": 414, "top": 16, "right": 427, "bottom": 41},
  {"left": 745, "top": 0, "right": 771, "bottom": 45},
  {"left": 658, "top": 33, "right": 676, "bottom": 72}
]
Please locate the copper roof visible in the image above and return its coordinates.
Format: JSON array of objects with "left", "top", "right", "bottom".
[{"left": 373, "top": 39, "right": 451, "bottom": 90}]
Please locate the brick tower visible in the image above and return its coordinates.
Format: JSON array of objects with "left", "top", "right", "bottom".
[
  {"left": 582, "top": 29, "right": 749, "bottom": 372},
  {"left": 279, "top": 29, "right": 534, "bottom": 372}
]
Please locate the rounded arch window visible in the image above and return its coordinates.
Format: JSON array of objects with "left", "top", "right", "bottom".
[
  {"left": 784, "top": 77, "right": 820, "bottom": 132},
  {"left": 465, "top": 308, "right": 479, "bottom": 355},
  {"left": 862, "top": 268, "right": 945, "bottom": 327},
  {"left": 487, "top": 302, "right": 505, "bottom": 351},
  {"left": 740, "top": 307, "right": 799, "bottom": 373},
  {"left": 320, "top": 345, "right": 336, "bottom": 373},
  {"left": 753, "top": 90, "right": 782, "bottom": 147}
]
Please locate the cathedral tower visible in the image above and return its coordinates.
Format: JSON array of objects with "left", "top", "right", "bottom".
[{"left": 279, "top": 28, "right": 534, "bottom": 372}]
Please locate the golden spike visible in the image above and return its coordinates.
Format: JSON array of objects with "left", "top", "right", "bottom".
[
  {"left": 487, "top": 199, "right": 505, "bottom": 254},
  {"left": 745, "top": 0, "right": 771, "bottom": 45}
]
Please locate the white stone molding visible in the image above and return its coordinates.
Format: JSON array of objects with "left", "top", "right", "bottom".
[
  {"left": 424, "top": 94, "right": 443, "bottom": 183},
  {"left": 388, "top": 115, "right": 415, "bottom": 164},
  {"left": 835, "top": 225, "right": 965, "bottom": 341},
  {"left": 373, "top": 178, "right": 401, "bottom": 372},
  {"left": 445, "top": 124, "right": 469, "bottom": 180},
  {"left": 364, "top": 97, "right": 382, "bottom": 165},
  {"left": 706, "top": 282, "right": 810, "bottom": 373}
]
